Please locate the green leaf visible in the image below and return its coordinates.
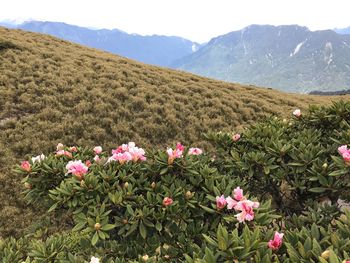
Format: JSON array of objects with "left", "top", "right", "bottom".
[
  {"left": 328, "top": 170, "right": 348, "bottom": 176},
  {"left": 72, "top": 221, "right": 86, "bottom": 232},
  {"left": 155, "top": 221, "right": 162, "bottom": 231},
  {"left": 329, "top": 250, "right": 340, "bottom": 263},
  {"left": 309, "top": 187, "right": 326, "bottom": 193},
  {"left": 202, "top": 234, "right": 218, "bottom": 247},
  {"left": 101, "top": 224, "right": 115, "bottom": 231},
  {"left": 91, "top": 232, "right": 99, "bottom": 245},
  {"left": 139, "top": 221, "right": 147, "bottom": 239},
  {"left": 199, "top": 205, "right": 216, "bottom": 214},
  {"left": 47, "top": 203, "right": 58, "bottom": 213}
]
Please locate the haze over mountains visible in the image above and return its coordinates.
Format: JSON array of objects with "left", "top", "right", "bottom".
[{"left": 2, "top": 21, "right": 350, "bottom": 93}]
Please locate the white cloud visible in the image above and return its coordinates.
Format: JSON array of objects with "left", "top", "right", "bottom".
[{"left": 0, "top": 0, "right": 349, "bottom": 43}]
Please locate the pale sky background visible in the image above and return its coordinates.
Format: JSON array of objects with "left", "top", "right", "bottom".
[{"left": 1, "top": 0, "right": 350, "bottom": 43}]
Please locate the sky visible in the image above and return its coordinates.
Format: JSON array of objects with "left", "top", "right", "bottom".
[{"left": 1, "top": 0, "right": 350, "bottom": 43}]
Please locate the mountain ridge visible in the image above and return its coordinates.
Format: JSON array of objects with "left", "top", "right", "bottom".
[
  {"left": 175, "top": 24, "right": 350, "bottom": 93},
  {"left": 3, "top": 20, "right": 200, "bottom": 67}
]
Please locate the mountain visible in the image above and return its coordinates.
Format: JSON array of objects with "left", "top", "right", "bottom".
[
  {"left": 174, "top": 25, "right": 350, "bottom": 93},
  {"left": 334, "top": 27, "right": 350, "bottom": 35},
  {"left": 1, "top": 26, "right": 348, "bottom": 237},
  {"left": 8, "top": 20, "right": 200, "bottom": 67}
]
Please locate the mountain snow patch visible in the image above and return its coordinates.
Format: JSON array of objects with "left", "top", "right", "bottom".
[
  {"left": 343, "top": 41, "right": 350, "bottom": 48},
  {"left": 325, "top": 42, "right": 333, "bottom": 50},
  {"left": 290, "top": 40, "right": 307, "bottom": 57},
  {"left": 324, "top": 42, "right": 333, "bottom": 66}
]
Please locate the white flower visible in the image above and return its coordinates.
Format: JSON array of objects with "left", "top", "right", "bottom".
[
  {"left": 90, "top": 256, "right": 100, "bottom": 263},
  {"left": 31, "top": 154, "right": 46, "bottom": 163}
]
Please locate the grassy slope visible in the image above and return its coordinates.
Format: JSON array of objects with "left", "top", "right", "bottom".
[{"left": 0, "top": 26, "right": 348, "bottom": 237}]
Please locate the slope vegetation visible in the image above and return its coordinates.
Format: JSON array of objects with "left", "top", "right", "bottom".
[{"left": 0, "top": 26, "right": 348, "bottom": 236}]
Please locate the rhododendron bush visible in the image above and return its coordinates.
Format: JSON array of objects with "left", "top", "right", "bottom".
[{"left": 1, "top": 101, "right": 350, "bottom": 262}]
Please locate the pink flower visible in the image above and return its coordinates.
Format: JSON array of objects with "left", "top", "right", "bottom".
[
  {"left": 293, "top": 109, "right": 301, "bottom": 117},
  {"left": 66, "top": 160, "right": 88, "bottom": 180},
  {"left": 268, "top": 231, "right": 284, "bottom": 250},
  {"left": 85, "top": 160, "right": 92, "bottom": 167},
  {"left": 21, "top": 161, "right": 31, "bottom": 172},
  {"left": 110, "top": 152, "right": 133, "bottom": 164},
  {"left": 343, "top": 152, "right": 350, "bottom": 162},
  {"left": 167, "top": 143, "right": 184, "bottom": 164},
  {"left": 216, "top": 195, "right": 227, "bottom": 209},
  {"left": 226, "top": 196, "right": 237, "bottom": 210},
  {"left": 93, "top": 146, "right": 102, "bottom": 155},
  {"left": 233, "top": 187, "right": 244, "bottom": 201},
  {"left": 232, "top": 133, "right": 241, "bottom": 142},
  {"left": 128, "top": 146, "right": 146, "bottom": 161},
  {"left": 69, "top": 146, "right": 78, "bottom": 152},
  {"left": 93, "top": 155, "right": 100, "bottom": 162},
  {"left": 338, "top": 145, "right": 348, "bottom": 155},
  {"left": 56, "top": 143, "right": 64, "bottom": 151},
  {"left": 188, "top": 147, "right": 203, "bottom": 156},
  {"left": 234, "top": 200, "right": 259, "bottom": 222},
  {"left": 110, "top": 142, "right": 146, "bottom": 163},
  {"left": 163, "top": 197, "right": 173, "bottom": 206}
]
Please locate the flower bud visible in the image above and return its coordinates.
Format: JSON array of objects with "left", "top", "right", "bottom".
[
  {"left": 151, "top": 182, "right": 156, "bottom": 189},
  {"left": 124, "top": 182, "right": 129, "bottom": 188},
  {"left": 122, "top": 219, "right": 128, "bottom": 224},
  {"left": 24, "top": 182, "right": 32, "bottom": 189},
  {"left": 322, "top": 163, "right": 328, "bottom": 169},
  {"left": 321, "top": 250, "right": 330, "bottom": 259},
  {"left": 142, "top": 255, "right": 149, "bottom": 262},
  {"left": 164, "top": 255, "right": 170, "bottom": 260},
  {"left": 94, "top": 222, "right": 101, "bottom": 231},
  {"left": 185, "top": 191, "right": 193, "bottom": 199}
]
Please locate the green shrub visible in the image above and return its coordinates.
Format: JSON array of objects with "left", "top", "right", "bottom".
[
  {"left": 2, "top": 101, "right": 350, "bottom": 261},
  {"left": 206, "top": 101, "right": 350, "bottom": 214}
]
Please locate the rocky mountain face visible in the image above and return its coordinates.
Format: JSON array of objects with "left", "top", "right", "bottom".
[{"left": 174, "top": 25, "right": 350, "bottom": 93}]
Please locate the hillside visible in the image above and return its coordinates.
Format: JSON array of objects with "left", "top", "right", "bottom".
[
  {"left": 0, "top": 26, "right": 349, "bottom": 237},
  {"left": 6, "top": 21, "right": 200, "bottom": 67},
  {"left": 174, "top": 25, "right": 350, "bottom": 93}
]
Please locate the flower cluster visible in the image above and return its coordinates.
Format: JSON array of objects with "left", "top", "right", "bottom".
[
  {"left": 66, "top": 160, "right": 89, "bottom": 180},
  {"left": 108, "top": 142, "right": 146, "bottom": 164},
  {"left": 338, "top": 145, "right": 350, "bottom": 164},
  {"left": 216, "top": 187, "right": 259, "bottom": 223},
  {"left": 167, "top": 143, "right": 184, "bottom": 164}
]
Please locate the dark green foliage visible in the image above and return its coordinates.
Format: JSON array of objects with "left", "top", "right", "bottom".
[{"left": 207, "top": 101, "right": 350, "bottom": 214}]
